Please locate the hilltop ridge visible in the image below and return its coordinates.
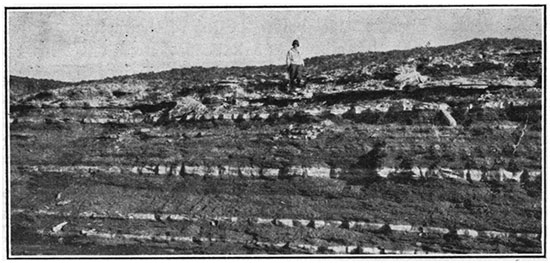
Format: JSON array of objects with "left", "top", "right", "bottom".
[{"left": 10, "top": 37, "right": 541, "bottom": 100}]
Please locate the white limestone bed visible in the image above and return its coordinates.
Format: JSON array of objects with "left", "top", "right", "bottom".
[
  {"left": 17, "top": 164, "right": 541, "bottom": 183},
  {"left": 13, "top": 209, "right": 540, "bottom": 242},
  {"left": 36, "top": 227, "right": 450, "bottom": 255},
  {"left": 10, "top": 97, "right": 541, "bottom": 125}
]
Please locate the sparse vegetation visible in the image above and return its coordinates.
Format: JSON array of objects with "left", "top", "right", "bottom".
[{"left": 9, "top": 37, "right": 542, "bottom": 255}]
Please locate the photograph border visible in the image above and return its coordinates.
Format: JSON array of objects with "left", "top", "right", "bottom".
[{"left": 4, "top": 4, "right": 547, "bottom": 259}]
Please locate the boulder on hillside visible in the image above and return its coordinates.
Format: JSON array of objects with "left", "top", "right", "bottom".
[
  {"left": 393, "top": 65, "right": 429, "bottom": 90},
  {"left": 167, "top": 96, "right": 207, "bottom": 121},
  {"left": 438, "top": 103, "right": 457, "bottom": 127}
]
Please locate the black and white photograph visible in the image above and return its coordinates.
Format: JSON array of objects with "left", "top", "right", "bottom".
[{"left": 4, "top": 3, "right": 546, "bottom": 258}]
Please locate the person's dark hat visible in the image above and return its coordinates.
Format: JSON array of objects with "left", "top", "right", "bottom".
[{"left": 292, "top": 40, "right": 300, "bottom": 47}]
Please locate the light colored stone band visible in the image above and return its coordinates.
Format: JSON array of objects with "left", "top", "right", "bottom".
[
  {"left": 16, "top": 164, "right": 541, "bottom": 183},
  {"left": 13, "top": 209, "right": 539, "bottom": 241},
  {"left": 36, "top": 227, "right": 452, "bottom": 255}
]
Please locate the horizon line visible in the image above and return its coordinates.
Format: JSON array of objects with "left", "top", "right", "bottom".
[{"left": 8, "top": 36, "right": 542, "bottom": 84}]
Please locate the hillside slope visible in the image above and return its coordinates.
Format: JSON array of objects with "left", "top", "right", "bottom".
[{"left": 9, "top": 37, "right": 543, "bottom": 256}]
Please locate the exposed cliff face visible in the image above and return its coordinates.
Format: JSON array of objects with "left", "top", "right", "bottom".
[{"left": 9, "top": 38, "right": 542, "bottom": 255}]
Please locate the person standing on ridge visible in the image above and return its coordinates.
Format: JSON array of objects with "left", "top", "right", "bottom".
[{"left": 286, "top": 39, "right": 305, "bottom": 91}]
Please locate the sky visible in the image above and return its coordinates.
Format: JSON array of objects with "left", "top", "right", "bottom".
[{"left": 8, "top": 7, "right": 544, "bottom": 82}]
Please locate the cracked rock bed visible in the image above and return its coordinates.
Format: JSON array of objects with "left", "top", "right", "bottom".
[{"left": 9, "top": 38, "right": 542, "bottom": 255}]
